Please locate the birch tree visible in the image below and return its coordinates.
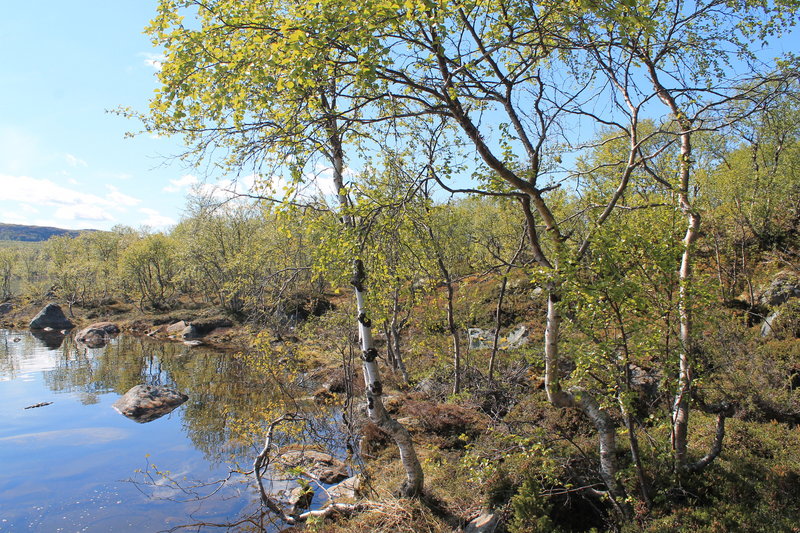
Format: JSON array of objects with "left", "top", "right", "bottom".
[
  {"left": 141, "top": 0, "right": 424, "bottom": 499},
  {"left": 565, "top": 0, "right": 799, "bottom": 475}
]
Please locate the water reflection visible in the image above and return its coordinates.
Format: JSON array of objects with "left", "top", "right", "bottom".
[
  {"left": 30, "top": 328, "right": 66, "bottom": 349},
  {"left": 1, "top": 328, "right": 340, "bottom": 464},
  {"left": 0, "top": 328, "right": 344, "bottom": 530}
]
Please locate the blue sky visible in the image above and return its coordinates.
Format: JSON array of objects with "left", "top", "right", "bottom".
[
  {"left": 1, "top": 2, "right": 795, "bottom": 233},
  {"left": 0, "top": 0, "right": 207, "bottom": 231}
]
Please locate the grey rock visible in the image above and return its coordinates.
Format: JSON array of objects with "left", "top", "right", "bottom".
[
  {"left": 757, "top": 271, "right": 800, "bottom": 308},
  {"left": 0, "top": 302, "right": 12, "bottom": 315},
  {"left": 165, "top": 321, "right": 187, "bottom": 334},
  {"left": 762, "top": 310, "right": 780, "bottom": 337},
  {"left": 288, "top": 485, "right": 314, "bottom": 514},
  {"left": 468, "top": 325, "right": 529, "bottom": 350},
  {"left": 180, "top": 324, "right": 201, "bottom": 339},
  {"left": 468, "top": 328, "right": 492, "bottom": 350},
  {"left": 327, "top": 475, "right": 361, "bottom": 501},
  {"left": 30, "top": 303, "right": 74, "bottom": 330},
  {"left": 112, "top": 385, "right": 188, "bottom": 423},
  {"left": 464, "top": 512, "right": 500, "bottom": 533},
  {"left": 506, "top": 325, "right": 529, "bottom": 347}
]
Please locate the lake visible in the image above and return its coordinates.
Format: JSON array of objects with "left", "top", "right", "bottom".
[{"left": 0, "top": 328, "right": 335, "bottom": 532}]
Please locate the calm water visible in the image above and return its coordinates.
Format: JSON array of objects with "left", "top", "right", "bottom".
[{"left": 0, "top": 329, "right": 328, "bottom": 532}]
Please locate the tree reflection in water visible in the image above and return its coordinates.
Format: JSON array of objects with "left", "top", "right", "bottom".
[
  {"left": 1, "top": 329, "right": 349, "bottom": 530},
  {"left": 36, "top": 331, "right": 342, "bottom": 467}
]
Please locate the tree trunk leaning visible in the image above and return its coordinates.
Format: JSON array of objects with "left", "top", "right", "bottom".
[{"left": 351, "top": 259, "right": 424, "bottom": 497}]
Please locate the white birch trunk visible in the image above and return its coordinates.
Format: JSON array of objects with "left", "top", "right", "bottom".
[
  {"left": 321, "top": 99, "right": 423, "bottom": 496},
  {"left": 352, "top": 260, "right": 424, "bottom": 496}
]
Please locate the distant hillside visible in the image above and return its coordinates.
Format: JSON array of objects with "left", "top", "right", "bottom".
[{"left": 0, "top": 223, "right": 92, "bottom": 242}]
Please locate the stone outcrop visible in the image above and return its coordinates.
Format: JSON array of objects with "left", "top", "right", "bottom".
[
  {"left": 757, "top": 271, "right": 800, "bottom": 308},
  {"left": 158, "top": 318, "right": 234, "bottom": 340},
  {"left": 468, "top": 324, "right": 529, "bottom": 350},
  {"left": 112, "top": 384, "right": 188, "bottom": 423},
  {"left": 29, "top": 303, "right": 74, "bottom": 330},
  {"left": 76, "top": 322, "right": 120, "bottom": 348},
  {"left": 761, "top": 310, "right": 780, "bottom": 337}
]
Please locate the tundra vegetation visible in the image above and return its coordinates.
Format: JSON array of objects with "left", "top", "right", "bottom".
[{"left": 2, "top": 0, "right": 800, "bottom": 530}]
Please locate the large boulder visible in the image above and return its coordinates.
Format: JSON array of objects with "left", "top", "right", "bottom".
[
  {"left": 761, "top": 301, "right": 800, "bottom": 339},
  {"left": 761, "top": 310, "right": 780, "bottom": 337},
  {"left": 160, "top": 318, "right": 234, "bottom": 340},
  {"left": 29, "top": 303, "right": 74, "bottom": 330},
  {"left": 0, "top": 302, "right": 12, "bottom": 316},
  {"left": 112, "top": 384, "right": 188, "bottom": 423},
  {"left": 76, "top": 322, "right": 120, "bottom": 348}
]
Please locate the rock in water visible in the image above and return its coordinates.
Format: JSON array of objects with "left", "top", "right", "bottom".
[
  {"left": 180, "top": 324, "right": 201, "bottom": 339},
  {"left": 276, "top": 449, "right": 349, "bottom": 484},
  {"left": 112, "top": 385, "right": 188, "bottom": 423},
  {"left": 288, "top": 485, "right": 314, "bottom": 514},
  {"left": 76, "top": 322, "right": 120, "bottom": 348},
  {"left": 30, "top": 303, "right": 74, "bottom": 330}
]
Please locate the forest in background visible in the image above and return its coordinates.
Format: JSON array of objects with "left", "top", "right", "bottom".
[{"left": 3, "top": 0, "right": 800, "bottom": 530}]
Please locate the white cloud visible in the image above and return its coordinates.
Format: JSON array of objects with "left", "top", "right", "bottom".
[
  {"left": 106, "top": 185, "right": 141, "bottom": 207},
  {"left": 187, "top": 174, "right": 260, "bottom": 202},
  {"left": 55, "top": 205, "right": 114, "bottom": 222},
  {"left": 0, "top": 174, "right": 147, "bottom": 227},
  {"left": 139, "top": 208, "right": 175, "bottom": 229},
  {"left": 0, "top": 174, "right": 109, "bottom": 207},
  {"left": 65, "top": 153, "right": 88, "bottom": 168},
  {"left": 0, "top": 210, "right": 29, "bottom": 224},
  {"left": 297, "top": 163, "right": 354, "bottom": 200},
  {"left": 141, "top": 53, "right": 165, "bottom": 71},
  {"left": 163, "top": 174, "right": 199, "bottom": 193}
]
